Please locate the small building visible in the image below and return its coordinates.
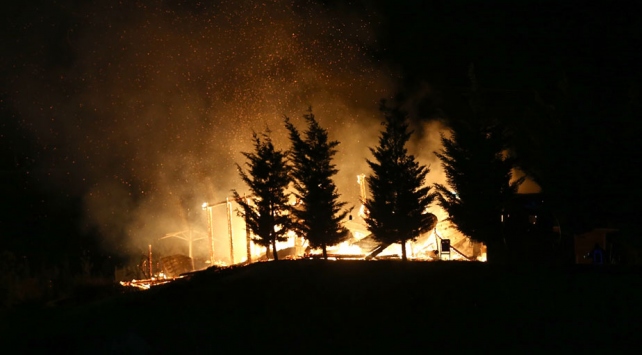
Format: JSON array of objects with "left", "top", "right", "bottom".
[{"left": 574, "top": 228, "right": 618, "bottom": 264}]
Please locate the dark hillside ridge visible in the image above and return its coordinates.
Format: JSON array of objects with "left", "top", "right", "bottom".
[{"left": 6, "top": 260, "right": 642, "bottom": 353}]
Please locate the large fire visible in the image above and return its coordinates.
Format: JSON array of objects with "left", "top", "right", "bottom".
[
  {"left": 6, "top": 0, "right": 495, "bottom": 292},
  {"left": 120, "top": 174, "right": 485, "bottom": 290}
]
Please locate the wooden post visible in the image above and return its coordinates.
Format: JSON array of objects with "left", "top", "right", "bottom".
[
  {"left": 148, "top": 244, "right": 153, "bottom": 279},
  {"left": 244, "top": 194, "right": 251, "bottom": 264},
  {"left": 227, "top": 197, "right": 234, "bottom": 265},
  {"left": 188, "top": 229, "right": 195, "bottom": 271},
  {"left": 208, "top": 206, "right": 215, "bottom": 265}
]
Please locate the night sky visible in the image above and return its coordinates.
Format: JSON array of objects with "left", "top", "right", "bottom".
[{"left": 1, "top": 0, "right": 640, "bottom": 268}]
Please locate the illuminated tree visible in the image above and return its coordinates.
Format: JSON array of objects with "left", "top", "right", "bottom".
[
  {"left": 364, "top": 101, "right": 436, "bottom": 261},
  {"left": 233, "top": 130, "right": 292, "bottom": 261},
  {"left": 285, "top": 107, "right": 350, "bottom": 260},
  {"left": 434, "top": 70, "right": 523, "bottom": 263}
]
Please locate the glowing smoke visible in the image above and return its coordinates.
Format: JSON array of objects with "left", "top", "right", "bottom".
[
  {"left": 5, "top": 0, "right": 533, "bottom": 262},
  {"left": 5, "top": 0, "right": 398, "bottom": 260}
]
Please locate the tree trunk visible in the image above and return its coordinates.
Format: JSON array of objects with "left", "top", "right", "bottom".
[
  {"left": 401, "top": 239, "right": 407, "bottom": 261},
  {"left": 485, "top": 240, "right": 507, "bottom": 264},
  {"left": 322, "top": 242, "right": 328, "bottom": 260},
  {"left": 472, "top": 241, "right": 482, "bottom": 259},
  {"left": 272, "top": 240, "right": 279, "bottom": 261}
]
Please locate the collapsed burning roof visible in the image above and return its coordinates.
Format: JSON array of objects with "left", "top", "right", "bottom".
[{"left": 160, "top": 255, "right": 194, "bottom": 278}]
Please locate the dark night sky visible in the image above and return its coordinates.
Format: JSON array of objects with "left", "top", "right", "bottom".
[{"left": 1, "top": 0, "right": 640, "bottom": 265}]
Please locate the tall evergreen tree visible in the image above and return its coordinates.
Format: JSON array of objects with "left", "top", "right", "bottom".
[
  {"left": 512, "top": 76, "right": 637, "bottom": 262},
  {"left": 364, "top": 101, "right": 436, "bottom": 261},
  {"left": 285, "top": 107, "right": 350, "bottom": 260},
  {"left": 232, "top": 130, "right": 292, "bottom": 261},
  {"left": 434, "top": 68, "right": 523, "bottom": 263}
]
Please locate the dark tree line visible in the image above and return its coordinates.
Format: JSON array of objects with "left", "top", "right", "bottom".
[
  {"left": 508, "top": 75, "right": 642, "bottom": 262},
  {"left": 234, "top": 69, "right": 641, "bottom": 264},
  {"left": 426, "top": 67, "right": 642, "bottom": 264},
  {"left": 234, "top": 109, "right": 351, "bottom": 261},
  {"left": 434, "top": 70, "right": 523, "bottom": 263},
  {"left": 233, "top": 132, "right": 291, "bottom": 261},
  {"left": 231, "top": 103, "right": 440, "bottom": 262}
]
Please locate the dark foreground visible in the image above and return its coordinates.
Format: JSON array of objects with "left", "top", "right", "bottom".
[{"left": 3, "top": 260, "right": 642, "bottom": 353}]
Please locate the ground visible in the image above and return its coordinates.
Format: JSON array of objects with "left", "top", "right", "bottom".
[{"left": 2, "top": 260, "right": 642, "bottom": 353}]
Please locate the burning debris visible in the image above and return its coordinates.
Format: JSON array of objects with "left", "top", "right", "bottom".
[
  {"left": 303, "top": 218, "right": 484, "bottom": 262},
  {"left": 160, "top": 255, "right": 194, "bottom": 278},
  {"left": 119, "top": 277, "right": 178, "bottom": 291},
  {"left": 119, "top": 245, "right": 189, "bottom": 290}
]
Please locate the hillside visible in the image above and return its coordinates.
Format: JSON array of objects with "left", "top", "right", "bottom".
[{"left": 5, "top": 260, "right": 642, "bottom": 353}]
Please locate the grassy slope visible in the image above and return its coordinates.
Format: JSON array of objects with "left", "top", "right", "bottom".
[{"left": 4, "top": 260, "right": 642, "bottom": 353}]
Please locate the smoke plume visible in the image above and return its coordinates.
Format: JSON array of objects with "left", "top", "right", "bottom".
[
  {"left": 5, "top": 0, "right": 403, "bottom": 260},
  {"left": 7, "top": 0, "right": 525, "bottom": 262}
]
